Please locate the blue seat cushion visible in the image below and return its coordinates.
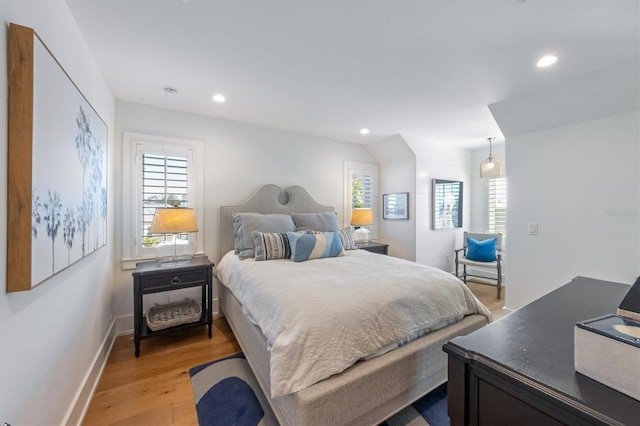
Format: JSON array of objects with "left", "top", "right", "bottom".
[{"left": 466, "top": 237, "right": 497, "bottom": 262}]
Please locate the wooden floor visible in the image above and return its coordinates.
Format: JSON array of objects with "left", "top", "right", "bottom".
[{"left": 82, "top": 281, "right": 506, "bottom": 425}]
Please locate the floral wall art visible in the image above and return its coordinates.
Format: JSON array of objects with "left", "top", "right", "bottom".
[{"left": 8, "top": 24, "right": 108, "bottom": 291}]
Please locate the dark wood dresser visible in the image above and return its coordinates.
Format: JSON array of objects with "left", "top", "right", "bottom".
[{"left": 444, "top": 276, "right": 640, "bottom": 426}]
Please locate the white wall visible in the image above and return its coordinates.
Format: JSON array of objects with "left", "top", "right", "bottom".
[
  {"left": 505, "top": 112, "right": 639, "bottom": 308},
  {"left": 113, "top": 101, "right": 376, "bottom": 330},
  {"left": 491, "top": 61, "right": 640, "bottom": 310},
  {"left": 0, "top": 0, "right": 115, "bottom": 424},
  {"left": 405, "top": 137, "right": 471, "bottom": 272},
  {"left": 366, "top": 135, "right": 417, "bottom": 260}
]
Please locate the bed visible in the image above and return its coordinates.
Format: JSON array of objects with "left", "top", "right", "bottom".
[{"left": 216, "top": 184, "right": 491, "bottom": 426}]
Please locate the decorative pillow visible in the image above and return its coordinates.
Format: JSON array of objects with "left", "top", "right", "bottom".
[
  {"left": 305, "top": 230, "right": 345, "bottom": 257},
  {"left": 338, "top": 227, "right": 357, "bottom": 250},
  {"left": 291, "top": 211, "right": 339, "bottom": 232},
  {"left": 253, "top": 231, "right": 293, "bottom": 261},
  {"left": 287, "top": 232, "right": 336, "bottom": 262},
  {"left": 233, "top": 213, "right": 295, "bottom": 259},
  {"left": 466, "top": 237, "right": 497, "bottom": 262}
]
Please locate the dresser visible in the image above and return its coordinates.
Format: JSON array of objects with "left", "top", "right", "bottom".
[{"left": 444, "top": 276, "right": 640, "bottom": 426}]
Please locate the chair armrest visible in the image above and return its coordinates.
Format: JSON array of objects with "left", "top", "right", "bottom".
[{"left": 454, "top": 247, "right": 466, "bottom": 254}]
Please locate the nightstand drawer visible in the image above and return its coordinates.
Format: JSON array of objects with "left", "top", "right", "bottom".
[
  {"left": 141, "top": 270, "right": 207, "bottom": 292},
  {"left": 364, "top": 246, "right": 387, "bottom": 255},
  {"left": 355, "top": 241, "right": 389, "bottom": 255}
]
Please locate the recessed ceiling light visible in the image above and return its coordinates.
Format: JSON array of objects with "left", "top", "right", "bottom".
[
  {"left": 163, "top": 86, "right": 178, "bottom": 95},
  {"left": 537, "top": 55, "right": 558, "bottom": 68},
  {"left": 212, "top": 94, "right": 226, "bottom": 103},
  {"left": 360, "top": 128, "right": 370, "bottom": 135}
]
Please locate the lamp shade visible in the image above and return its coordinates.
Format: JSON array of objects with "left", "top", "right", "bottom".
[
  {"left": 480, "top": 157, "right": 504, "bottom": 178},
  {"left": 480, "top": 137, "right": 504, "bottom": 178},
  {"left": 150, "top": 208, "right": 199, "bottom": 234},
  {"left": 351, "top": 208, "right": 374, "bottom": 226}
]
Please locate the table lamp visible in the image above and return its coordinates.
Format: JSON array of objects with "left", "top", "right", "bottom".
[
  {"left": 351, "top": 208, "right": 374, "bottom": 242},
  {"left": 150, "top": 207, "right": 199, "bottom": 263}
]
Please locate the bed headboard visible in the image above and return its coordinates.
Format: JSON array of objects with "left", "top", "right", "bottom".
[{"left": 219, "top": 184, "right": 334, "bottom": 258}]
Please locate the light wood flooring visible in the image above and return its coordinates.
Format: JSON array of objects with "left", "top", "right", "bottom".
[{"left": 82, "top": 281, "right": 506, "bottom": 425}]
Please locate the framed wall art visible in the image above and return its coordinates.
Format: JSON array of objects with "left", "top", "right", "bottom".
[
  {"left": 383, "top": 192, "right": 409, "bottom": 220},
  {"left": 8, "top": 24, "right": 108, "bottom": 292},
  {"left": 432, "top": 179, "right": 462, "bottom": 230}
]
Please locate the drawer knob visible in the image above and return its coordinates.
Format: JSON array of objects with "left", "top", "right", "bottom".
[{"left": 170, "top": 276, "right": 181, "bottom": 285}]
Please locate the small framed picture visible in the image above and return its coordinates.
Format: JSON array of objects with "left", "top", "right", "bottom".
[{"left": 383, "top": 192, "right": 409, "bottom": 220}]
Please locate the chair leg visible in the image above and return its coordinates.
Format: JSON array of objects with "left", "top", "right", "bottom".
[{"left": 462, "top": 264, "right": 467, "bottom": 283}]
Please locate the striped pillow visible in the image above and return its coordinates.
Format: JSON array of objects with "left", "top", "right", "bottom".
[
  {"left": 287, "top": 232, "right": 336, "bottom": 262},
  {"left": 305, "top": 230, "right": 345, "bottom": 257},
  {"left": 252, "top": 231, "right": 292, "bottom": 261},
  {"left": 338, "top": 227, "right": 357, "bottom": 250}
]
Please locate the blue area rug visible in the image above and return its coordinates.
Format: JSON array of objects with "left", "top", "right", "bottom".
[{"left": 189, "top": 353, "right": 449, "bottom": 426}]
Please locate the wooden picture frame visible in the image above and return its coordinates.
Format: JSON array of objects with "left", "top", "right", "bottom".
[
  {"left": 432, "top": 179, "right": 462, "bottom": 229},
  {"left": 383, "top": 192, "right": 409, "bottom": 220},
  {"left": 8, "top": 24, "right": 108, "bottom": 292}
]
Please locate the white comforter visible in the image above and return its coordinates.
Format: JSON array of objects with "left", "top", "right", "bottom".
[{"left": 215, "top": 249, "right": 491, "bottom": 397}]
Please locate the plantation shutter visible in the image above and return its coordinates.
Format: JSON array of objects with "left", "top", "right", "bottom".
[
  {"left": 352, "top": 173, "right": 374, "bottom": 209},
  {"left": 141, "top": 153, "right": 188, "bottom": 245},
  {"left": 488, "top": 177, "right": 507, "bottom": 237}
]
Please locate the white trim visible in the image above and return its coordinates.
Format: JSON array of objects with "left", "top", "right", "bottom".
[
  {"left": 121, "top": 132, "right": 205, "bottom": 267},
  {"left": 63, "top": 320, "right": 117, "bottom": 426}
]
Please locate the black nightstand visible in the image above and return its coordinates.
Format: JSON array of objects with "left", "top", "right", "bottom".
[
  {"left": 132, "top": 255, "right": 213, "bottom": 357},
  {"left": 355, "top": 241, "right": 389, "bottom": 255}
]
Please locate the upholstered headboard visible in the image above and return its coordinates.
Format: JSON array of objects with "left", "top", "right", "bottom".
[{"left": 219, "top": 184, "right": 334, "bottom": 258}]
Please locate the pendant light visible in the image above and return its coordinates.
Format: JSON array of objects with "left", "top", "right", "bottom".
[{"left": 480, "top": 137, "right": 504, "bottom": 178}]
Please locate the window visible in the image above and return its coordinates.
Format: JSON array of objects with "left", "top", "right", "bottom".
[
  {"left": 488, "top": 177, "right": 507, "bottom": 237},
  {"left": 141, "top": 153, "right": 189, "bottom": 246},
  {"left": 122, "top": 133, "right": 204, "bottom": 267},
  {"left": 352, "top": 172, "right": 374, "bottom": 209},
  {"left": 344, "top": 161, "right": 378, "bottom": 236}
]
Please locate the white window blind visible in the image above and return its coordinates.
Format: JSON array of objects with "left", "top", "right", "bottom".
[
  {"left": 352, "top": 172, "right": 374, "bottom": 209},
  {"left": 141, "top": 154, "right": 188, "bottom": 245},
  {"left": 344, "top": 161, "right": 378, "bottom": 238},
  {"left": 488, "top": 177, "right": 507, "bottom": 236},
  {"left": 121, "top": 132, "right": 204, "bottom": 267}
]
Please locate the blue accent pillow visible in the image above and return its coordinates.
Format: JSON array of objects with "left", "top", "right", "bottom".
[
  {"left": 287, "top": 232, "right": 337, "bottom": 262},
  {"left": 466, "top": 237, "right": 497, "bottom": 262}
]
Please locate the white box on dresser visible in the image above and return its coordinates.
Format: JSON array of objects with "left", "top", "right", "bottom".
[{"left": 574, "top": 314, "right": 640, "bottom": 401}]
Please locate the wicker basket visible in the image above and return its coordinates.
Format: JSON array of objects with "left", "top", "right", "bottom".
[{"left": 146, "top": 299, "right": 202, "bottom": 331}]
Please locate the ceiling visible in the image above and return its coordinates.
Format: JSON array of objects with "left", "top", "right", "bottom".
[{"left": 65, "top": 0, "right": 639, "bottom": 148}]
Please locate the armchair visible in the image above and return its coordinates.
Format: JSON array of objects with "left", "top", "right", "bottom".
[{"left": 455, "top": 232, "right": 503, "bottom": 299}]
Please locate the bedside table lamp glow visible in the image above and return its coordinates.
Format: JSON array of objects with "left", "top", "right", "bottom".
[
  {"left": 150, "top": 207, "right": 199, "bottom": 263},
  {"left": 351, "top": 208, "right": 374, "bottom": 242}
]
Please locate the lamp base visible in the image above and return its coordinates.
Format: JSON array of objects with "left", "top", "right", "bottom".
[
  {"left": 155, "top": 239, "right": 195, "bottom": 263},
  {"left": 353, "top": 227, "right": 370, "bottom": 242}
]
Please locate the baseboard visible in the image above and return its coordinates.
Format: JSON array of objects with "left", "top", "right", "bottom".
[
  {"left": 63, "top": 319, "right": 117, "bottom": 426},
  {"left": 115, "top": 314, "right": 134, "bottom": 336}
]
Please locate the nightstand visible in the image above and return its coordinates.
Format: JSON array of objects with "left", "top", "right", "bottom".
[
  {"left": 355, "top": 241, "right": 389, "bottom": 255},
  {"left": 132, "top": 255, "right": 213, "bottom": 357}
]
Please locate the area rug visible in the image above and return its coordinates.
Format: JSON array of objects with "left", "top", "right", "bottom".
[{"left": 189, "top": 353, "right": 449, "bottom": 426}]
